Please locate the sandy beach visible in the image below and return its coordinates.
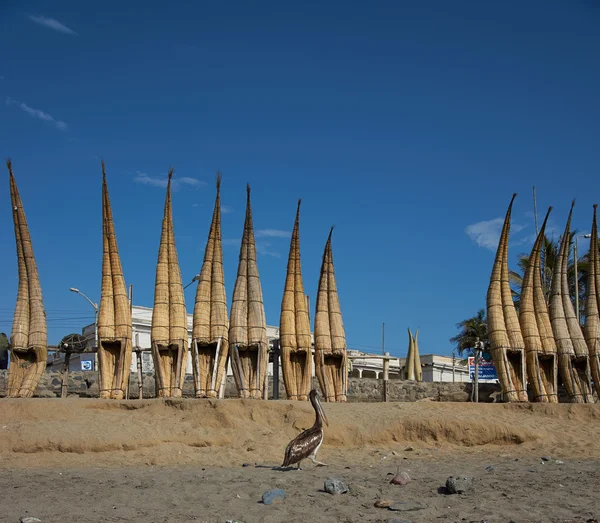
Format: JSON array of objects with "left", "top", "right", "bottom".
[{"left": 1, "top": 399, "right": 600, "bottom": 522}]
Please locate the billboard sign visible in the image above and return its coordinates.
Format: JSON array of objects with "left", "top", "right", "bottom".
[{"left": 468, "top": 356, "right": 497, "bottom": 381}]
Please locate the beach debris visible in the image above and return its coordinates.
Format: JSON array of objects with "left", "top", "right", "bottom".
[
  {"left": 374, "top": 499, "right": 394, "bottom": 508},
  {"left": 390, "top": 471, "right": 411, "bottom": 485},
  {"left": 541, "top": 456, "right": 551, "bottom": 461},
  {"left": 262, "top": 488, "right": 285, "bottom": 505},
  {"left": 324, "top": 477, "right": 348, "bottom": 495},
  {"left": 20, "top": 518, "right": 42, "bottom": 523},
  {"left": 242, "top": 463, "right": 251, "bottom": 467},
  {"left": 388, "top": 501, "right": 427, "bottom": 511},
  {"left": 404, "top": 446, "right": 414, "bottom": 451},
  {"left": 445, "top": 476, "right": 474, "bottom": 494},
  {"left": 485, "top": 465, "right": 495, "bottom": 472},
  {"left": 555, "top": 460, "right": 565, "bottom": 465}
]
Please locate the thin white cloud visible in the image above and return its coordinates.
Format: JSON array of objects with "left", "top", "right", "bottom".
[
  {"left": 192, "top": 203, "right": 200, "bottom": 208},
  {"left": 221, "top": 237, "right": 280, "bottom": 257},
  {"left": 6, "top": 97, "right": 68, "bottom": 131},
  {"left": 255, "top": 229, "right": 290, "bottom": 238},
  {"left": 221, "top": 205, "right": 233, "bottom": 214},
  {"left": 28, "top": 15, "right": 77, "bottom": 35},
  {"left": 465, "top": 217, "right": 525, "bottom": 251},
  {"left": 134, "top": 172, "right": 206, "bottom": 190}
]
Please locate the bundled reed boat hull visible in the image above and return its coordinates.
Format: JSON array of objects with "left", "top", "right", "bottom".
[
  {"left": 229, "top": 185, "right": 268, "bottom": 399},
  {"left": 98, "top": 163, "right": 132, "bottom": 400},
  {"left": 550, "top": 201, "right": 593, "bottom": 403},
  {"left": 486, "top": 194, "right": 528, "bottom": 402},
  {"left": 192, "top": 173, "right": 229, "bottom": 398},
  {"left": 314, "top": 228, "right": 348, "bottom": 403},
  {"left": 6, "top": 160, "right": 47, "bottom": 398},
  {"left": 280, "top": 200, "right": 312, "bottom": 401},
  {"left": 519, "top": 208, "right": 558, "bottom": 402},
  {"left": 584, "top": 205, "right": 600, "bottom": 399},
  {"left": 151, "top": 169, "right": 188, "bottom": 398}
]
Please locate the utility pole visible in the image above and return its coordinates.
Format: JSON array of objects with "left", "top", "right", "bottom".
[
  {"left": 381, "top": 322, "right": 385, "bottom": 355},
  {"left": 473, "top": 338, "right": 481, "bottom": 403}
]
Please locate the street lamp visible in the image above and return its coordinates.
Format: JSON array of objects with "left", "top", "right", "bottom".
[
  {"left": 574, "top": 234, "right": 592, "bottom": 324},
  {"left": 183, "top": 274, "right": 201, "bottom": 290},
  {"left": 69, "top": 287, "right": 99, "bottom": 355}
]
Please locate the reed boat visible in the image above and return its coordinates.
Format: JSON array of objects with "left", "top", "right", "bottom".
[
  {"left": 405, "top": 328, "right": 415, "bottom": 380},
  {"left": 229, "top": 185, "right": 268, "bottom": 399},
  {"left": 486, "top": 194, "right": 528, "bottom": 402},
  {"left": 97, "top": 162, "right": 132, "bottom": 400},
  {"left": 191, "top": 173, "right": 229, "bottom": 398},
  {"left": 6, "top": 160, "right": 47, "bottom": 398},
  {"left": 584, "top": 205, "right": 600, "bottom": 399},
  {"left": 550, "top": 201, "right": 593, "bottom": 403},
  {"left": 519, "top": 208, "right": 558, "bottom": 402},
  {"left": 314, "top": 227, "right": 348, "bottom": 402},
  {"left": 151, "top": 169, "right": 188, "bottom": 398},
  {"left": 280, "top": 200, "right": 312, "bottom": 401},
  {"left": 413, "top": 329, "right": 422, "bottom": 382}
]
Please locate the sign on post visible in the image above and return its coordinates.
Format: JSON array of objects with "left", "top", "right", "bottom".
[
  {"left": 81, "top": 360, "right": 93, "bottom": 371},
  {"left": 468, "top": 356, "right": 497, "bottom": 380}
]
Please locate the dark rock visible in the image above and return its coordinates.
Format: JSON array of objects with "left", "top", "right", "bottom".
[
  {"left": 445, "top": 476, "right": 474, "bottom": 494},
  {"left": 262, "top": 488, "right": 285, "bottom": 505},
  {"left": 390, "top": 471, "right": 411, "bottom": 485},
  {"left": 541, "top": 456, "right": 551, "bottom": 461},
  {"left": 324, "top": 477, "right": 348, "bottom": 495},
  {"left": 485, "top": 465, "right": 495, "bottom": 472},
  {"left": 388, "top": 501, "right": 427, "bottom": 511},
  {"left": 242, "top": 463, "right": 251, "bottom": 467}
]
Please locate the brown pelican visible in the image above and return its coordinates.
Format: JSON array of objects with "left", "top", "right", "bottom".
[{"left": 282, "top": 388, "right": 329, "bottom": 469}]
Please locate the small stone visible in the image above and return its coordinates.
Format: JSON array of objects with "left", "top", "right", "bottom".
[
  {"left": 390, "top": 471, "right": 411, "bottom": 485},
  {"left": 555, "top": 460, "right": 564, "bottom": 465},
  {"left": 445, "top": 476, "right": 474, "bottom": 494},
  {"left": 404, "top": 446, "right": 414, "bottom": 452},
  {"left": 242, "top": 463, "right": 251, "bottom": 467},
  {"left": 246, "top": 446, "right": 255, "bottom": 452},
  {"left": 541, "top": 456, "right": 551, "bottom": 461},
  {"left": 20, "top": 519, "right": 42, "bottom": 523},
  {"left": 375, "top": 499, "right": 394, "bottom": 508},
  {"left": 528, "top": 468, "right": 537, "bottom": 473},
  {"left": 388, "top": 501, "right": 427, "bottom": 511},
  {"left": 384, "top": 520, "right": 413, "bottom": 523},
  {"left": 324, "top": 477, "right": 348, "bottom": 495},
  {"left": 392, "top": 450, "right": 399, "bottom": 456},
  {"left": 262, "top": 488, "right": 285, "bottom": 505},
  {"left": 485, "top": 465, "right": 495, "bottom": 472}
]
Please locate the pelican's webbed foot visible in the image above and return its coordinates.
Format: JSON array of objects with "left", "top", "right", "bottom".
[{"left": 309, "top": 455, "right": 328, "bottom": 467}]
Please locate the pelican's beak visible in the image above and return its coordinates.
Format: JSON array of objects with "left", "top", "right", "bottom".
[{"left": 317, "top": 398, "right": 329, "bottom": 426}]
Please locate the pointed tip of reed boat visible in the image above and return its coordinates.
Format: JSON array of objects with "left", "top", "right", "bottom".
[
  {"left": 246, "top": 183, "right": 251, "bottom": 196},
  {"left": 168, "top": 167, "right": 174, "bottom": 180},
  {"left": 101, "top": 159, "right": 107, "bottom": 181},
  {"left": 5, "top": 157, "right": 12, "bottom": 173},
  {"left": 216, "top": 171, "right": 222, "bottom": 191}
]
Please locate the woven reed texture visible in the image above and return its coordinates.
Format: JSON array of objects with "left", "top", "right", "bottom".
[
  {"left": 405, "top": 329, "right": 415, "bottom": 380},
  {"left": 550, "top": 202, "right": 592, "bottom": 402},
  {"left": 98, "top": 163, "right": 132, "bottom": 400},
  {"left": 192, "top": 173, "right": 229, "bottom": 398},
  {"left": 486, "top": 194, "right": 527, "bottom": 402},
  {"left": 314, "top": 228, "right": 348, "bottom": 402},
  {"left": 151, "top": 170, "right": 188, "bottom": 398},
  {"left": 7, "top": 161, "right": 47, "bottom": 398},
  {"left": 280, "top": 200, "right": 312, "bottom": 401},
  {"left": 519, "top": 208, "right": 558, "bottom": 402},
  {"left": 229, "top": 185, "right": 268, "bottom": 399},
  {"left": 584, "top": 205, "right": 600, "bottom": 398},
  {"left": 413, "top": 329, "right": 423, "bottom": 382}
]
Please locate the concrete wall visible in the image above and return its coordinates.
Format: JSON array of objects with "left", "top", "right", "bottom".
[{"left": 0, "top": 370, "right": 501, "bottom": 402}]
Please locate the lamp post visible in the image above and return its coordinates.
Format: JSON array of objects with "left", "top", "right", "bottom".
[
  {"left": 183, "top": 274, "right": 201, "bottom": 290},
  {"left": 69, "top": 288, "right": 98, "bottom": 369},
  {"left": 574, "top": 234, "right": 591, "bottom": 324}
]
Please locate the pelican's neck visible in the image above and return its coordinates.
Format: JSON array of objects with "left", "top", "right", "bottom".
[{"left": 310, "top": 393, "right": 323, "bottom": 430}]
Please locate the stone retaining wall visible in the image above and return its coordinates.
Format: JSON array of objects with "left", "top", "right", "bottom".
[{"left": 0, "top": 370, "right": 501, "bottom": 402}]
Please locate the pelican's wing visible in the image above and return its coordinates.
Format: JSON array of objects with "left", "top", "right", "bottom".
[{"left": 282, "top": 426, "right": 323, "bottom": 466}]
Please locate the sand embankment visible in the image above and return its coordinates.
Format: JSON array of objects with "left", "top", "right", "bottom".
[{"left": 1, "top": 398, "right": 600, "bottom": 469}]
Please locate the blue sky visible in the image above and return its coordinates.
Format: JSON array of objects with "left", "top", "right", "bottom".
[{"left": 1, "top": 0, "right": 599, "bottom": 357}]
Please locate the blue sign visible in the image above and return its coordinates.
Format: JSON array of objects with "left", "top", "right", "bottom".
[
  {"left": 468, "top": 357, "right": 498, "bottom": 380},
  {"left": 81, "top": 360, "right": 93, "bottom": 371}
]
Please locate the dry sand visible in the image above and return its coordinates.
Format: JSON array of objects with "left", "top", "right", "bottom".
[{"left": 1, "top": 398, "right": 600, "bottom": 522}]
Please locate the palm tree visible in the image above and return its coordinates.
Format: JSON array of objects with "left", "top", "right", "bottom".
[{"left": 449, "top": 308, "right": 488, "bottom": 356}]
